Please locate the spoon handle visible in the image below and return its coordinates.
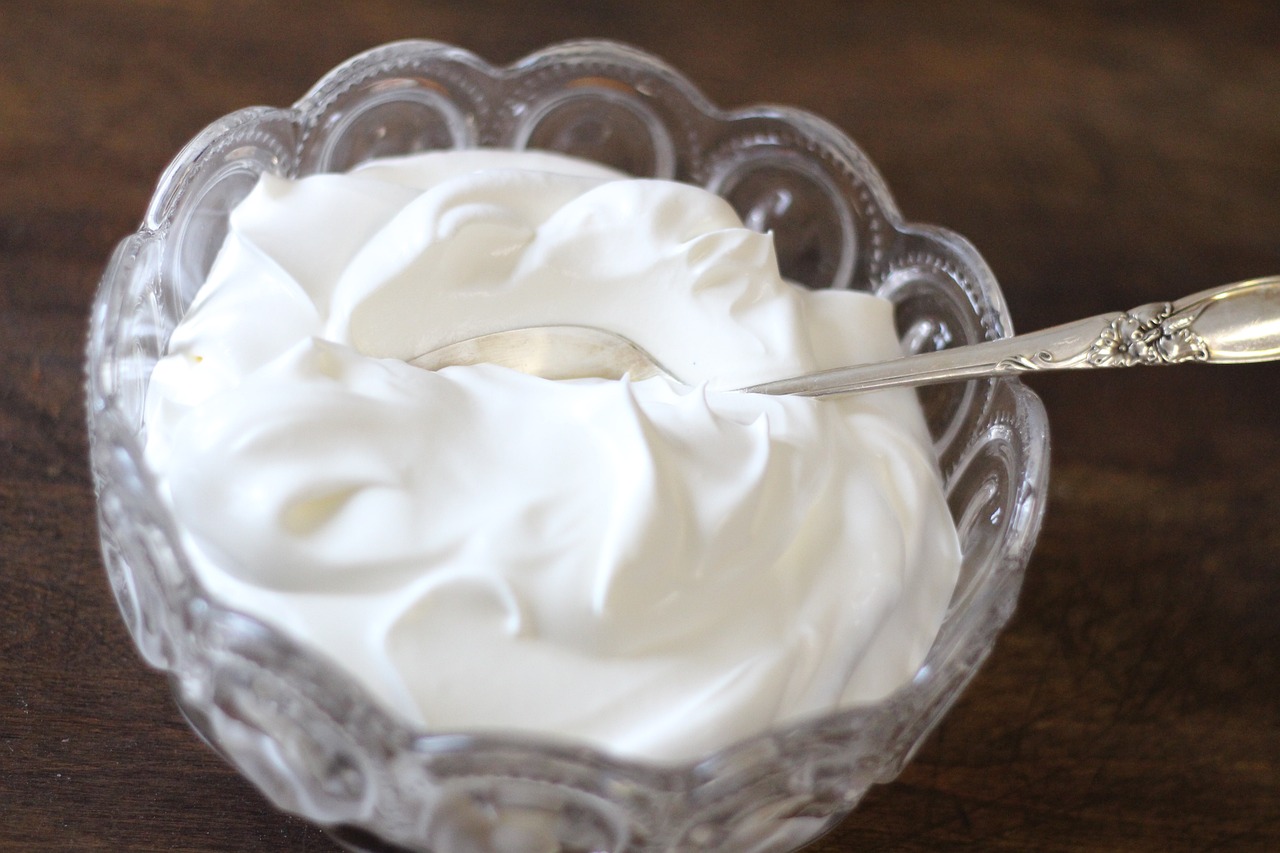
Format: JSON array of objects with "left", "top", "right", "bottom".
[{"left": 742, "top": 276, "right": 1280, "bottom": 397}]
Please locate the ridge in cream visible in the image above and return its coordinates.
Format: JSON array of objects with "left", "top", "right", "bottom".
[{"left": 144, "top": 149, "right": 961, "bottom": 764}]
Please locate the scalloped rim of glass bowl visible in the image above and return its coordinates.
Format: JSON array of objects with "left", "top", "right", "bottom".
[{"left": 86, "top": 38, "right": 1051, "bottom": 848}]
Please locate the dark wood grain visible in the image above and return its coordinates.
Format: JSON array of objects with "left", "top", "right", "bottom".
[{"left": 2, "top": 1, "right": 1278, "bottom": 850}]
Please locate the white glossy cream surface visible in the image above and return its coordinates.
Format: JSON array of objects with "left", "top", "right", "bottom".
[{"left": 144, "top": 150, "right": 961, "bottom": 763}]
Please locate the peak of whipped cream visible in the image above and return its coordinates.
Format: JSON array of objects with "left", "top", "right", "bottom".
[{"left": 144, "top": 149, "right": 960, "bottom": 763}]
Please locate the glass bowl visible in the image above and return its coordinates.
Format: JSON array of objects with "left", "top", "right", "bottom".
[{"left": 86, "top": 40, "right": 1050, "bottom": 853}]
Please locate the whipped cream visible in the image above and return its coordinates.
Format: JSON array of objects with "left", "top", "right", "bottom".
[{"left": 144, "top": 149, "right": 961, "bottom": 763}]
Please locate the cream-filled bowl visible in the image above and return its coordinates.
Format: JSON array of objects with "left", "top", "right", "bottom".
[{"left": 86, "top": 40, "right": 1049, "bottom": 853}]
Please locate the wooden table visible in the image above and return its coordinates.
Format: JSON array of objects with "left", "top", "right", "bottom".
[{"left": 3, "top": 2, "right": 1278, "bottom": 849}]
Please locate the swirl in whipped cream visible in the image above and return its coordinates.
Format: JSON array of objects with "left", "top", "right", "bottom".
[{"left": 144, "top": 150, "right": 960, "bottom": 763}]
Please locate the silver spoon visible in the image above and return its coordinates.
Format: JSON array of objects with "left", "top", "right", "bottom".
[{"left": 409, "top": 276, "right": 1280, "bottom": 397}]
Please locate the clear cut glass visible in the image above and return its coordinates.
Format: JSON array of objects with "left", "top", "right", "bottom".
[{"left": 86, "top": 39, "right": 1050, "bottom": 853}]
